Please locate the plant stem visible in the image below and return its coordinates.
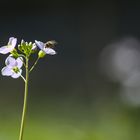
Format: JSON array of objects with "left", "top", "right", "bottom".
[
  {"left": 29, "top": 57, "right": 39, "bottom": 73},
  {"left": 19, "top": 57, "right": 29, "bottom": 140},
  {"left": 20, "top": 75, "right": 26, "bottom": 83}
]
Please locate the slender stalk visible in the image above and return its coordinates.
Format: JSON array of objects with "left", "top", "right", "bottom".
[
  {"left": 20, "top": 75, "right": 26, "bottom": 83},
  {"left": 29, "top": 57, "right": 39, "bottom": 73},
  {"left": 19, "top": 57, "right": 29, "bottom": 140}
]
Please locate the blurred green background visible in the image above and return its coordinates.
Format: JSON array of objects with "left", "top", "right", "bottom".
[{"left": 0, "top": 0, "right": 140, "bottom": 140}]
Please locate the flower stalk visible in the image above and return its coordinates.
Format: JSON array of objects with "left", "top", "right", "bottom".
[
  {"left": 19, "top": 57, "right": 29, "bottom": 140},
  {"left": 29, "top": 57, "right": 39, "bottom": 73}
]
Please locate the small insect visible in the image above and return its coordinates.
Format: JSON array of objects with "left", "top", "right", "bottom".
[{"left": 45, "top": 40, "right": 57, "bottom": 48}]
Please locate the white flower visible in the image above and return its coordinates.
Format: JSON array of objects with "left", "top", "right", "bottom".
[
  {"left": 1, "top": 56, "right": 23, "bottom": 78},
  {"left": 0, "top": 37, "right": 17, "bottom": 54}
]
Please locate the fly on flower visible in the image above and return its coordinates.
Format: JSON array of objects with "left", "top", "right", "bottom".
[
  {"left": 0, "top": 37, "right": 17, "bottom": 54},
  {"left": 35, "top": 40, "right": 56, "bottom": 55},
  {"left": 45, "top": 40, "right": 57, "bottom": 48}
]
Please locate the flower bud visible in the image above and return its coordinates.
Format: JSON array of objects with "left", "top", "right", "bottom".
[
  {"left": 29, "top": 42, "right": 32, "bottom": 45},
  {"left": 38, "top": 50, "right": 46, "bottom": 58},
  {"left": 31, "top": 43, "right": 37, "bottom": 53},
  {"left": 21, "top": 39, "right": 25, "bottom": 45}
]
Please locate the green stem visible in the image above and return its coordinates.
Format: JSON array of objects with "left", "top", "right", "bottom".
[
  {"left": 19, "top": 57, "right": 29, "bottom": 140},
  {"left": 29, "top": 57, "right": 39, "bottom": 73},
  {"left": 20, "top": 75, "right": 26, "bottom": 83}
]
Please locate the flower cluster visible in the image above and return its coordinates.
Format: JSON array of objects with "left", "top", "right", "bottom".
[{"left": 0, "top": 37, "right": 56, "bottom": 79}]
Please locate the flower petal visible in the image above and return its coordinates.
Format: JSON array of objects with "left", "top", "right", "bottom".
[
  {"left": 8, "top": 37, "right": 17, "bottom": 47},
  {"left": 11, "top": 69, "right": 22, "bottom": 78},
  {"left": 0, "top": 37, "right": 17, "bottom": 54},
  {"left": 1, "top": 66, "right": 13, "bottom": 76},
  {"left": 5, "top": 56, "right": 16, "bottom": 67},
  {"left": 32, "top": 43, "right": 37, "bottom": 50},
  {"left": 35, "top": 40, "right": 44, "bottom": 50},
  {"left": 0, "top": 46, "right": 10, "bottom": 54},
  {"left": 44, "top": 48, "right": 56, "bottom": 55},
  {"left": 0, "top": 45, "right": 15, "bottom": 54},
  {"left": 16, "top": 57, "right": 23, "bottom": 68}
]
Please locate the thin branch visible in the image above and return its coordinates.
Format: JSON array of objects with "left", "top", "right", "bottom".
[
  {"left": 20, "top": 75, "right": 26, "bottom": 83},
  {"left": 29, "top": 57, "right": 40, "bottom": 73},
  {"left": 19, "top": 54, "right": 26, "bottom": 59}
]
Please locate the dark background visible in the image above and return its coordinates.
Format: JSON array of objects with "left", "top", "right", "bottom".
[{"left": 0, "top": 1, "right": 140, "bottom": 140}]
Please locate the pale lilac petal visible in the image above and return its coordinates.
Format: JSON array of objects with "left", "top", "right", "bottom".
[
  {"left": 7, "top": 45, "right": 15, "bottom": 52},
  {"left": 0, "top": 45, "right": 15, "bottom": 54},
  {"left": 8, "top": 37, "right": 17, "bottom": 47},
  {"left": 0, "top": 45, "right": 14, "bottom": 54},
  {"left": 0, "top": 37, "right": 17, "bottom": 54},
  {"left": 11, "top": 69, "right": 22, "bottom": 78},
  {"left": 1, "top": 66, "right": 13, "bottom": 76},
  {"left": 44, "top": 48, "right": 56, "bottom": 55},
  {"left": 32, "top": 43, "right": 37, "bottom": 50},
  {"left": 35, "top": 40, "right": 44, "bottom": 50},
  {"left": 16, "top": 57, "right": 23, "bottom": 68},
  {"left": 5, "top": 56, "right": 16, "bottom": 67},
  {"left": 0, "top": 46, "right": 10, "bottom": 54},
  {"left": 8, "top": 37, "right": 14, "bottom": 44}
]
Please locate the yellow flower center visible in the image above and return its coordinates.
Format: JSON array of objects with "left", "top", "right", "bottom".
[
  {"left": 6, "top": 44, "right": 12, "bottom": 48},
  {"left": 12, "top": 67, "right": 20, "bottom": 73}
]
